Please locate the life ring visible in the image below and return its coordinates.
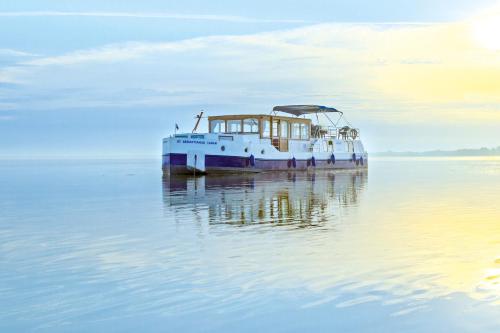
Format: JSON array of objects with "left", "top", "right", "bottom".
[
  {"left": 292, "top": 157, "right": 297, "bottom": 168},
  {"left": 352, "top": 153, "right": 356, "bottom": 162},
  {"left": 311, "top": 156, "right": 316, "bottom": 167},
  {"left": 249, "top": 154, "right": 255, "bottom": 167},
  {"left": 330, "top": 154, "right": 336, "bottom": 165}
]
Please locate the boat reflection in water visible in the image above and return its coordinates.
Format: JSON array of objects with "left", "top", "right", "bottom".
[{"left": 162, "top": 170, "right": 367, "bottom": 227}]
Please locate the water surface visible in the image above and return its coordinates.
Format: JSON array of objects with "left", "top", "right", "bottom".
[{"left": 0, "top": 157, "right": 499, "bottom": 332}]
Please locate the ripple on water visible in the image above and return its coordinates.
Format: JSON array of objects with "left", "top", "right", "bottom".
[{"left": 0, "top": 158, "right": 500, "bottom": 331}]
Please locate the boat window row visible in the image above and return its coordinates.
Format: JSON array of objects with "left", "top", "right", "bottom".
[
  {"left": 262, "top": 120, "right": 309, "bottom": 139},
  {"left": 211, "top": 118, "right": 260, "bottom": 134},
  {"left": 209, "top": 118, "right": 310, "bottom": 140}
]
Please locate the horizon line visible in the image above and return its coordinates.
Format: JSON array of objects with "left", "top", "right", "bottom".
[{"left": 1, "top": 146, "right": 498, "bottom": 160}]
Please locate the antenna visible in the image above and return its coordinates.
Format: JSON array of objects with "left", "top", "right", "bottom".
[{"left": 192, "top": 110, "right": 204, "bottom": 133}]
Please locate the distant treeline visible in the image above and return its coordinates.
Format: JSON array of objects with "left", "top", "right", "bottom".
[{"left": 373, "top": 146, "right": 500, "bottom": 157}]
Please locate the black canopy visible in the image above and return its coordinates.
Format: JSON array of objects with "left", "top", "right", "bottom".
[{"left": 272, "top": 105, "right": 342, "bottom": 117}]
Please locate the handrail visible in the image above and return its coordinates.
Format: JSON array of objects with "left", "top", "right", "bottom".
[{"left": 311, "top": 125, "right": 360, "bottom": 140}]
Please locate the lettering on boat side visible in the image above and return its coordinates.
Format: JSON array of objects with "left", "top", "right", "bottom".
[{"left": 177, "top": 139, "right": 217, "bottom": 145}]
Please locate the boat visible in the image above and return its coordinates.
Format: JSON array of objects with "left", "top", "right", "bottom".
[{"left": 162, "top": 105, "right": 368, "bottom": 174}]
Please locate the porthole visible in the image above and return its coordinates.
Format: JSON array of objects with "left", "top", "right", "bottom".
[
  {"left": 244, "top": 147, "right": 248, "bottom": 153},
  {"left": 221, "top": 145, "right": 226, "bottom": 151},
  {"left": 261, "top": 149, "right": 265, "bottom": 155}
]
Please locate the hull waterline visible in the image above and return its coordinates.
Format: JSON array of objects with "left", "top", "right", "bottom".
[{"left": 162, "top": 153, "right": 367, "bottom": 175}]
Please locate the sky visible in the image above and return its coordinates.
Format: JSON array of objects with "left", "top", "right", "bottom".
[{"left": 0, "top": 0, "right": 499, "bottom": 157}]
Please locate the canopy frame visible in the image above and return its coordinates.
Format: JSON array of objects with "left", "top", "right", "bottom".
[
  {"left": 272, "top": 105, "right": 343, "bottom": 117},
  {"left": 272, "top": 104, "right": 345, "bottom": 128}
]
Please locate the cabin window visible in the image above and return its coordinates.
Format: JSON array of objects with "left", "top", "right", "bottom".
[
  {"left": 210, "top": 120, "right": 225, "bottom": 133},
  {"left": 291, "top": 123, "right": 301, "bottom": 139},
  {"left": 227, "top": 120, "right": 242, "bottom": 133},
  {"left": 272, "top": 120, "right": 279, "bottom": 138},
  {"left": 300, "top": 123, "right": 310, "bottom": 139},
  {"left": 280, "top": 121, "right": 288, "bottom": 138},
  {"left": 243, "top": 118, "right": 259, "bottom": 133},
  {"left": 262, "top": 119, "right": 271, "bottom": 138}
]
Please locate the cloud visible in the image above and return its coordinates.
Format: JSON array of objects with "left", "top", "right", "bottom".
[
  {"left": 0, "top": 49, "right": 41, "bottom": 71},
  {"left": 0, "top": 11, "right": 306, "bottom": 24},
  {"left": 0, "top": 18, "right": 499, "bottom": 124},
  {"left": 21, "top": 40, "right": 208, "bottom": 66},
  {"left": 0, "top": 48, "right": 39, "bottom": 57},
  {"left": 0, "top": 11, "right": 447, "bottom": 26}
]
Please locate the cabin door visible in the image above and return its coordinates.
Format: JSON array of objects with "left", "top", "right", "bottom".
[{"left": 272, "top": 119, "right": 288, "bottom": 152}]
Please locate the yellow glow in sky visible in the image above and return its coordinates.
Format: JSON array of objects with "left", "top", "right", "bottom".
[{"left": 470, "top": 5, "right": 500, "bottom": 50}]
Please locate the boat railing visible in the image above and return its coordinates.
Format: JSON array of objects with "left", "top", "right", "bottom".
[{"left": 312, "top": 125, "right": 360, "bottom": 140}]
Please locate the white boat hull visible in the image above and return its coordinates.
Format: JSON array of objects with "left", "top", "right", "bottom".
[{"left": 162, "top": 133, "right": 368, "bottom": 174}]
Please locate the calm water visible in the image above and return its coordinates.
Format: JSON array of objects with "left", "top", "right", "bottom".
[{"left": 1, "top": 157, "right": 499, "bottom": 332}]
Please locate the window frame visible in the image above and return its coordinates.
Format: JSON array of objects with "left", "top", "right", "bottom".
[
  {"left": 210, "top": 119, "right": 226, "bottom": 133},
  {"left": 261, "top": 119, "right": 271, "bottom": 138},
  {"left": 300, "top": 123, "right": 310, "bottom": 140},
  {"left": 226, "top": 119, "right": 243, "bottom": 133},
  {"left": 280, "top": 120, "right": 289, "bottom": 138},
  {"left": 291, "top": 122, "right": 301, "bottom": 139},
  {"left": 243, "top": 118, "right": 259, "bottom": 133},
  {"left": 272, "top": 120, "right": 280, "bottom": 138}
]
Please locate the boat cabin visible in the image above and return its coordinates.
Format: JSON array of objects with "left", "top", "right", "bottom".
[{"left": 208, "top": 114, "right": 311, "bottom": 152}]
